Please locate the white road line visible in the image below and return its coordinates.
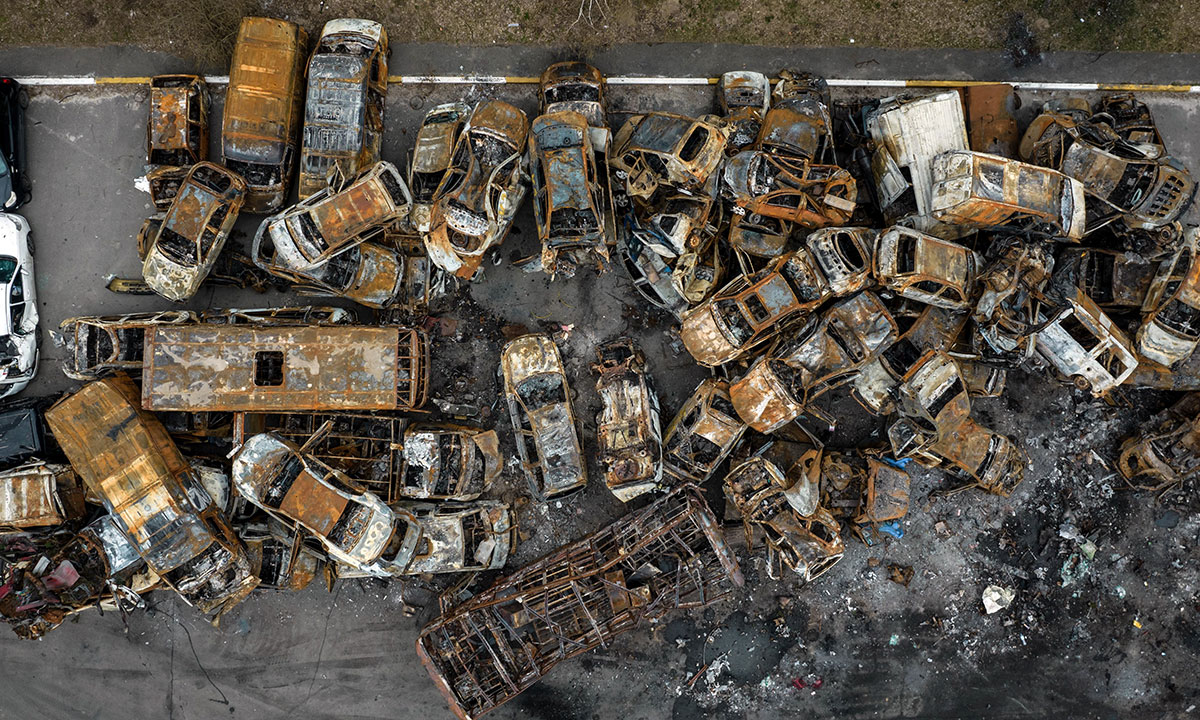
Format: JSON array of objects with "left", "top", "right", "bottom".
[{"left": 9, "top": 75, "right": 1200, "bottom": 93}]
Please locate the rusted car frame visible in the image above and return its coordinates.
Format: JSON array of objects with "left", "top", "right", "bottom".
[
  {"left": 416, "top": 484, "right": 742, "bottom": 720},
  {"left": 725, "top": 448, "right": 844, "bottom": 583},
  {"left": 610, "top": 112, "right": 726, "bottom": 198},
  {"left": 241, "top": 519, "right": 324, "bottom": 592},
  {"left": 592, "top": 338, "right": 662, "bottom": 501},
  {"left": 233, "top": 412, "right": 500, "bottom": 503},
  {"left": 426, "top": 100, "right": 530, "bottom": 280},
  {"left": 144, "top": 164, "right": 191, "bottom": 211},
  {"left": 538, "top": 62, "right": 609, "bottom": 152},
  {"left": 1136, "top": 228, "right": 1200, "bottom": 368},
  {"left": 44, "top": 375, "right": 257, "bottom": 614},
  {"left": 500, "top": 334, "right": 586, "bottom": 500},
  {"left": 254, "top": 161, "right": 411, "bottom": 307},
  {"left": 930, "top": 149, "right": 1087, "bottom": 240},
  {"left": 1020, "top": 110, "right": 1194, "bottom": 230},
  {"left": 874, "top": 226, "right": 981, "bottom": 310},
  {"left": 722, "top": 151, "right": 856, "bottom": 229},
  {"left": 717, "top": 71, "right": 769, "bottom": 155},
  {"left": 298, "top": 19, "right": 388, "bottom": 199},
  {"left": 1054, "top": 246, "right": 1155, "bottom": 310},
  {"left": 410, "top": 102, "right": 470, "bottom": 233},
  {"left": 142, "top": 324, "right": 430, "bottom": 412},
  {"left": 972, "top": 236, "right": 1055, "bottom": 365},
  {"left": 730, "top": 292, "right": 898, "bottom": 433},
  {"left": 147, "top": 74, "right": 209, "bottom": 168},
  {"left": 1034, "top": 288, "right": 1138, "bottom": 395},
  {"left": 231, "top": 432, "right": 421, "bottom": 577},
  {"left": 396, "top": 501, "right": 514, "bottom": 576},
  {"left": 617, "top": 229, "right": 690, "bottom": 318},
  {"left": 1117, "top": 392, "right": 1200, "bottom": 491},
  {"left": 852, "top": 304, "right": 969, "bottom": 415},
  {"left": 143, "top": 161, "right": 246, "bottom": 302},
  {"left": 662, "top": 378, "right": 747, "bottom": 483},
  {"left": 528, "top": 110, "right": 611, "bottom": 277},
  {"left": 680, "top": 237, "right": 871, "bottom": 367},
  {"left": 758, "top": 70, "right": 831, "bottom": 162}
]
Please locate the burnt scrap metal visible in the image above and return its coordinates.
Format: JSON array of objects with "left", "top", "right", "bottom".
[
  {"left": 591, "top": 338, "right": 663, "bottom": 501},
  {"left": 528, "top": 110, "right": 612, "bottom": 278},
  {"left": 147, "top": 74, "right": 209, "bottom": 169},
  {"left": 298, "top": 19, "right": 389, "bottom": 199},
  {"left": 663, "top": 378, "right": 747, "bottom": 483},
  {"left": 221, "top": 16, "right": 308, "bottom": 214},
  {"left": 0, "top": 462, "right": 83, "bottom": 530},
  {"left": 500, "top": 334, "right": 586, "bottom": 501},
  {"left": 416, "top": 484, "right": 742, "bottom": 719},
  {"left": 44, "top": 375, "right": 258, "bottom": 615},
  {"left": 141, "top": 324, "right": 430, "bottom": 412},
  {"left": 233, "top": 412, "right": 500, "bottom": 503},
  {"left": 1117, "top": 392, "right": 1200, "bottom": 493},
  {"left": 425, "top": 100, "right": 531, "bottom": 280},
  {"left": 142, "top": 161, "right": 247, "bottom": 302}
]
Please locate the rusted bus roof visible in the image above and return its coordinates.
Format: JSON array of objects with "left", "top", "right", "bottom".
[
  {"left": 0, "top": 462, "right": 74, "bottom": 529},
  {"left": 142, "top": 325, "right": 429, "bottom": 412},
  {"left": 43, "top": 375, "right": 210, "bottom": 574},
  {"left": 416, "top": 484, "right": 742, "bottom": 719},
  {"left": 223, "top": 17, "right": 308, "bottom": 164}
]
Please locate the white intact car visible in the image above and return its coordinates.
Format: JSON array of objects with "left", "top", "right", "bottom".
[{"left": 0, "top": 213, "right": 37, "bottom": 398}]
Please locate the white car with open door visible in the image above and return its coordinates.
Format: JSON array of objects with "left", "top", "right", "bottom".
[{"left": 0, "top": 213, "right": 36, "bottom": 398}]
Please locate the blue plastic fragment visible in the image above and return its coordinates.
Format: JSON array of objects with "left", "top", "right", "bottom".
[
  {"left": 883, "top": 457, "right": 912, "bottom": 470},
  {"left": 879, "top": 521, "right": 904, "bottom": 539}
]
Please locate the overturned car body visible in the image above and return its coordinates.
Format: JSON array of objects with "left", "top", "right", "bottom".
[
  {"left": 417, "top": 484, "right": 742, "bottom": 719},
  {"left": 592, "top": 338, "right": 662, "bottom": 501}
]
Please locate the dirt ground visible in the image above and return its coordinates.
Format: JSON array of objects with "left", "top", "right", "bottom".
[{"left": 2, "top": 0, "right": 1194, "bottom": 72}]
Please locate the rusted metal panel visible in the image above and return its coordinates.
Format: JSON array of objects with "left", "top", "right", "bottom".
[
  {"left": 43, "top": 375, "right": 257, "bottom": 613},
  {"left": 416, "top": 484, "right": 742, "bottom": 720},
  {"left": 718, "top": 71, "right": 768, "bottom": 155},
  {"left": 592, "top": 338, "right": 662, "bottom": 501},
  {"left": 298, "top": 20, "right": 388, "bottom": 199},
  {"left": 143, "top": 162, "right": 247, "bottom": 302},
  {"left": 221, "top": 17, "right": 309, "bottom": 213},
  {"left": 539, "top": 62, "right": 608, "bottom": 152},
  {"left": 500, "top": 334, "right": 586, "bottom": 500},
  {"left": 147, "top": 74, "right": 209, "bottom": 167},
  {"left": 0, "top": 462, "right": 76, "bottom": 529},
  {"left": 142, "top": 324, "right": 430, "bottom": 412},
  {"left": 961, "top": 83, "right": 1019, "bottom": 158},
  {"left": 867, "top": 91, "right": 969, "bottom": 220}
]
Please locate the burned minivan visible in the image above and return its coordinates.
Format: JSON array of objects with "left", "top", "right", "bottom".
[
  {"left": 298, "top": 19, "right": 389, "bottom": 199},
  {"left": 142, "top": 161, "right": 246, "bottom": 301},
  {"left": 44, "top": 375, "right": 258, "bottom": 614},
  {"left": 500, "top": 334, "right": 586, "bottom": 501},
  {"left": 222, "top": 17, "right": 309, "bottom": 213},
  {"left": 142, "top": 324, "right": 430, "bottom": 412}
]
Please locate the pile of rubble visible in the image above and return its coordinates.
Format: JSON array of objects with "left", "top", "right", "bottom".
[{"left": 2, "top": 14, "right": 1199, "bottom": 720}]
